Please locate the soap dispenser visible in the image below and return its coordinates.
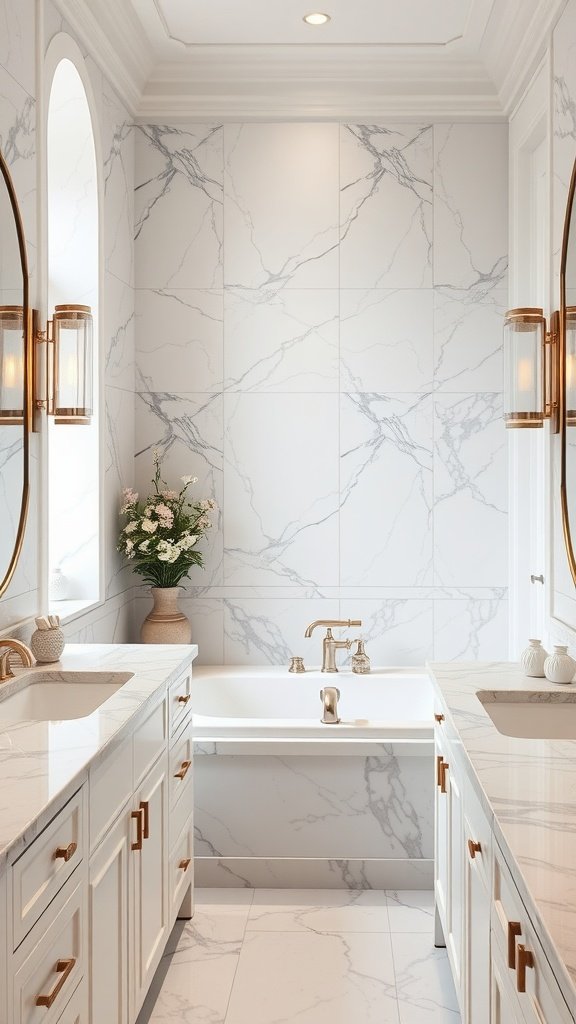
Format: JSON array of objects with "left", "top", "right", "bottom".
[{"left": 351, "top": 637, "right": 370, "bottom": 674}]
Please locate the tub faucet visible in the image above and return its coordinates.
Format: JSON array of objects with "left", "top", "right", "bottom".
[
  {"left": 304, "top": 619, "right": 362, "bottom": 673},
  {"left": 0, "top": 638, "right": 34, "bottom": 682},
  {"left": 320, "top": 686, "right": 340, "bottom": 724}
]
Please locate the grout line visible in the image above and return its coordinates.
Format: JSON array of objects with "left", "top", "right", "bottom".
[{"left": 223, "top": 888, "right": 255, "bottom": 1023}]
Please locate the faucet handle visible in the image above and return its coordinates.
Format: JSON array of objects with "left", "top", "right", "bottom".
[{"left": 289, "top": 656, "right": 305, "bottom": 673}]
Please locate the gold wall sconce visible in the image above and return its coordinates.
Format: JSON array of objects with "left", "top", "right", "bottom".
[
  {"left": 503, "top": 307, "right": 560, "bottom": 432},
  {"left": 0, "top": 305, "right": 25, "bottom": 425},
  {"left": 35, "top": 304, "right": 93, "bottom": 425}
]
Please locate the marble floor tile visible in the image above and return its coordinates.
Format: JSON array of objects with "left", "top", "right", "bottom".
[
  {"left": 247, "top": 888, "right": 390, "bottom": 933},
  {"left": 393, "top": 934, "right": 460, "bottom": 1023},
  {"left": 225, "top": 930, "right": 400, "bottom": 1024},
  {"left": 386, "top": 890, "right": 435, "bottom": 933}
]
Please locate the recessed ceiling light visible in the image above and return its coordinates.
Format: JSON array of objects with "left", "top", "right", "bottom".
[{"left": 303, "top": 12, "right": 331, "bottom": 26}]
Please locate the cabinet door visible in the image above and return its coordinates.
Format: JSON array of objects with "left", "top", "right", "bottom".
[
  {"left": 89, "top": 812, "right": 130, "bottom": 1024},
  {"left": 56, "top": 979, "right": 87, "bottom": 1024},
  {"left": 464, "top": 818, "right": 490, "bottom": 1024},
  {"left": 131, "top": 756, "right": 169, "bottom": 1019},
  {"left": 491, "top": 935, "right": 524, "bottom": 1024},
  {"left": 434, "top": 740, "right": 449, "bottom": 935},
  {"left": 446, "top": 761, "right": 464, "bottom": 1000}
]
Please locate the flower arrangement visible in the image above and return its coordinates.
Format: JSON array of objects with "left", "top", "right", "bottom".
[{"left": 118, "top": 451, "right": 217, "bottom": 589}]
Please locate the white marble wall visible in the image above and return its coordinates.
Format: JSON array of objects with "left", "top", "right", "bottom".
[{"left": 134, "top": 121, "right": 509, "bottom": 664}]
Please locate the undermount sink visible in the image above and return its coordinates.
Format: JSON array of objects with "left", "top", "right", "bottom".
[
  {"left": 477, "top": 690, "right": 576, "bottom": 739},
  {"left": 0, "top": 672, "right": 133, "bottom": 722}
]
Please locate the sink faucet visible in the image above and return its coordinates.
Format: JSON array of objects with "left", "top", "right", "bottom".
[
  {"left": 304, "top": 619, "right": 362, "bottom": 673},
  {"left": 0, "top": 638, "right": 34, "bottom": 682},
  {"left": 320, "top": 686, "right": 340, "bottom": 724}
]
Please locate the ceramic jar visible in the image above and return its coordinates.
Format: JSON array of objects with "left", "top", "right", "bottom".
[
  {"left": 140, "top": 587, "right": 192, "bottom": 644},
  {"left": 543, "top": 645, "right": 576, "bottom": 684},
  {"left": 30, "top": 625, "right": 65, "bottom": 663},
  {"left": 520, "top": 639, "right": 548, "bottom": 678}
]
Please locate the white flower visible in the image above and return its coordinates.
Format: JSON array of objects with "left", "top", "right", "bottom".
[
  {"left": 179, "top": 533, "right": 199, "bottom": 551},
  {"left": 124, "top": 521, "right": 137, "bottom": 534},
  {"left": 181, "top": 475, "right": 198, "bottom": 485},
  {"left": 125, "top": 539, "right": 134, "bottom": 552},
  {"left": 142, "top": 519, "right": 157, "bottom": 534},
  {"left": 139, "top": 540, "right": 150, "bottom": 552},
  {"left": 158, "top": 541, "right": 180, "bottom": 563}
]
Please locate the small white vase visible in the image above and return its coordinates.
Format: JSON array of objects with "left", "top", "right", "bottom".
[
  {"left": 544, "top": 645, "right": 576, "bottom": 684},
  {"left": 520, "top": 639, "right": 548, "bottom": 678},
  {"left": 30, "top": 627, "right": 65, "bottom": 664},
  {"left": 140, "top": 587, "right": 192, "bottom": 644}
]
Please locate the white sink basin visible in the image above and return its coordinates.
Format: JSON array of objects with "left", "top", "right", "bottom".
[
  {"left": 0, "top": 672, "right": 133, "bottom": 722},
  {"left": 478, "top": 690, "right": 576, "bottom": 739}
]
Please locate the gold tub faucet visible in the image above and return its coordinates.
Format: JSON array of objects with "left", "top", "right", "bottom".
[{"left": 304, "top": 619, "right": 362, "bottom": 673}]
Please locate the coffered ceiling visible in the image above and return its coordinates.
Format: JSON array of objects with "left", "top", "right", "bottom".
[{"left": 55, "top": 0, "right": 568, "bottom": 120}]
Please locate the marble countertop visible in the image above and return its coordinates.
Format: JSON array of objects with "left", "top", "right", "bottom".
[
  {"left": 0, "top": 643, "right": 197, "bottom": 870},
  {"left": 428, "top": 661, "right": 576, "bottom": 1017}
]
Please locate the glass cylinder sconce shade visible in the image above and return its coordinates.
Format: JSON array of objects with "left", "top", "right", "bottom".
[
  {"left": 503, "top": 307, "right": 546, "bottom": 428},
  {"left": 566, "top": 307, "right": 576, "bottom": 426},
  {"left": 53, "top": 304, "right": 93, "bottom": 424},
  {"left": 0, "top": 305, "right": 24, "bottom": 425}
]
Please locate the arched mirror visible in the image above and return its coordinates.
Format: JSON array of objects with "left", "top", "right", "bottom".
[{"left": 0, "top": 150, "right": 30, "bottom": 598}]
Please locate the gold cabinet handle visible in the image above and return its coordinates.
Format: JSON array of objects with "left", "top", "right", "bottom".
[
  {"left": 140, "top": 800, "right": 150, "bottom": 840},
  {"left": 508, "top": 921, "right": 522, "bottom": 969},
  {"left": 436, "top": 754, "right": 444, "bottom": 787},
  {"left": 131, "top": 808, "right": 144, "bottom": 851},
  {"left": 179, "top": 858, "right": 191, "bottom": 871},
  {"left": 54, "top": 841, "right": 77, "bottom": 862},
  {"left": 36, "top": 957, "right": 76, "bottom": 1008},
  {"left": 177, "top": 694, "right": 190, "bottom": 705},
  {"left": 439, "top": 760, "right": 449, "bottom": 793},
  {"left": 434, "top": 713, "right": 445, "bottom": 723},
  {"left": 174, "top": 759, "right": 191, "bottom": 781},
  {"left": 516, "top": 943, "right": 535, "bottom": 993},
  {"left": 467, "top": 839, "right": 482, "bottom": 859}
]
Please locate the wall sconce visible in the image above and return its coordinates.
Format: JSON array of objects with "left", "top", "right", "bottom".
[
  {"left": 503, "top": 307, "right": 559, "bottom": 431},
  {"left": 36, "top": 304, "right": 93, "bottom": 425},
  {"left": 0, "top": 305, "right": 24, "bottom": 425}
]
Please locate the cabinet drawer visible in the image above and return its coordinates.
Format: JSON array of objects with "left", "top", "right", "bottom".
[
  {"left": 170, "top": 765, "right": 193, "bottom": 851},
  {"left": 133, "top": 697, "right": 167, "bottom": 788},
  {"left": 463, "top": 781, "right": 492, "bottom": 891},
  {"left": 55, "top": 978, "right": 87, "bottom": 1024},
  {"left": 169, "top": 815, "right": 193, "bottom": 924},
  {"left": 169, "top": 719, "right": 193, "bottom": 811},
  {"left": 12, "top": 790, "right": 84, "bottom": 950},
  {"left": 492, "top": 842, "right": 572, "bottom": 1024},
  {"left": 11, "top": 874, "right": 86, "bottom": 1024},
  {"left": 89, "top": 737, "right": 132, "bottom": 853},
  {"left": 168, "top": 669, "right": 192, "bottom": 737}
]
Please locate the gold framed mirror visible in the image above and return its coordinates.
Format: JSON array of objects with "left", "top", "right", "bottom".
[{"left": 0, "top": 149, "right": 31, "bottom": 599}]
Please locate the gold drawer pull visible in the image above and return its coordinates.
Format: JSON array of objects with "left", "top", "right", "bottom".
[
  {"left": 516, "top": 944, "right": 534, "bottom": 993},
  {"left": 54, "top": 841, "right": 77, "bottom": 863},
  {"left": 140, "top": 800, "right": 150, "bottom": 840},
  {"left": 174, "top": 759, "right": 191, "bottom": 781},
  {"left": 508, "top": 921, "right": 522, "bottom": 969},
  {"left": 179, "top": 858, "right": 191, "bottom": 871},
  {"left": 467, "top": 839, "right": 482, "bottom": 859},
  {"left": 436, "top": 754, "right": 444, "bottom": 787},
  {"left": 36, "top": 957, "right": 76, "bottom": 1008},
  {"left": 439, "top": 760, "right": 448, "bottom": 793},
  {"left": 434, "top": 713, "right": 445, "bottom": 723},
  {"left": 131, "top": 808, "right": 144, "bottom": 851},
  {"left": 177, "top": 694, "right": 190, "bottom": 705}
]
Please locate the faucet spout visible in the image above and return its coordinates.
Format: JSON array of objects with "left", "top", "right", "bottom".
[
  {"left": 0, "top": 638, "right": 34, "bottom": 682},
  {"left": 320, "top": 686, "right": 340, "bottom": 724}
]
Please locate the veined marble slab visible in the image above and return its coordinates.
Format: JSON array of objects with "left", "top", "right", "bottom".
[
  {"left": 0, "top": 643, "right": 197, "bottom": 870},
  {"left": 428, "top": 660, "right": 576, "bottom": 1018}
]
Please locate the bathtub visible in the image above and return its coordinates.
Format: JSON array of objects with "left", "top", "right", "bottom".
[{"left": 192, "top": 666, "right": 435, "bottom": 889}]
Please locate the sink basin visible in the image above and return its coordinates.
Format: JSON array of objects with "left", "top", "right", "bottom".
[
  {"left": 0, "top": 672, "right": 133, "bottom": 722},
  {"left": 477, "top": 690, "right": 576, "bottom": 739}
]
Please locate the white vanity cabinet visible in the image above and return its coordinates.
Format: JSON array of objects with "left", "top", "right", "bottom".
[{"left": 434, "top": 713, "right": 465, "bottom": 1001}]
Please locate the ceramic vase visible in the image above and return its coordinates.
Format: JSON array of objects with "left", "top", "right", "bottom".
[
  {"left": 140, "top": 587, "right": 192, "bottom": 644},
  {"left": 543, "top": 645, "right": 576, "bottom": 684},
  {"left": 30, "top": 626, "right": 65, "bottom": 663},
  {"left": 520, "top": 639, "right": 548, "bottom": 678}
]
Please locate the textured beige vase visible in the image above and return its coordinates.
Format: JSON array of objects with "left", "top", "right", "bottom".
[{"left": 140, "top": 587, "right": 192, "bottom": 644}]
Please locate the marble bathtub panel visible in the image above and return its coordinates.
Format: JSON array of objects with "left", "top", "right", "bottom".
[
  {"left": 433, "top": 286, "right": 506, "bottom": 393},
  {"left": 194, "top": 754, "right": 433, "bottom": 860},
  {"left": 223, "top": 393, "right": 340, "bottom": 587},
  {"left": 338, "top": 599, "right": 434, "bottom": 667},
  {"left": 340, "top": 393, "right": 433, "bottom": 587},
  {"left": 223, "top": 596, "right": 339, "bottom": 665},
  {"left": 433, "top": 393, "right": 507, "bottom": 587},
  {"left": 224, "top": 123, "right": 339, "bottom": 290},
  {"left": 136, "top": 287, "right": 223, "bottom": 393},
  {"left": 340, "top": 289, "right": 434, "bottom": 393},
  {"left": 433, "top": 594, "right": 508, "bottom": 661},
  {"left": 433, "top": 123, "right": 508, "bottom": 291},
  {"left": 340, "top": 124, "right": 433, "bottom": 289},
  {"left": 135, "top": 123, "right": 223, "bottom": 290},
  {"left": 195, "top": 857, "right": 434, "bottom": 890},
  {"left": 224, "top": 287, "right": 339, "bottom": 392},
  {"left": 135, "top": 389, "right": 224, "bottom": 586}
]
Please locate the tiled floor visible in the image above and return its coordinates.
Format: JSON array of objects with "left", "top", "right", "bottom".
[{"left": 137, "top": 889, "right": 460, "bottom": 1023}]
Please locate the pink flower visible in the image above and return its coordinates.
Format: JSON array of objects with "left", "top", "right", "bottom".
[
  {"left": 155, "top": 503, "right": 174, "bottom": 527},
  {"left": 160, "top": 489, "right": 178, "bottom": 500}
]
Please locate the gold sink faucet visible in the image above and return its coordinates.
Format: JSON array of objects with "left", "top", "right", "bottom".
[
  {"left": 0, "top": 638, "right": 34, "bottom": 682},
  {"left": 304, "top": 619, "right": 362, "bottom": 673}
]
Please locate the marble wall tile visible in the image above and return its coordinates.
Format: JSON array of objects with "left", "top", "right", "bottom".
[
  {"left": 341, "top": 290, "right": 433, "bottom": 393},
  {"left": 224, "top": 123, "right": 339, "bottom": 290},
  {"left": 101, "top": 82, "right": 134, "bottom": 288},
  {"left": 104, "top": 271, "right": 135, "bottom": 391},
  {"left": 135, "top": 124, "right": 223, "bottom": 290},
  {"left": 433, "top": 592, "right": 508, "bottom": 660},
  {"left": 105, "top": 385, "right": 135, "bottom": 599},
  {"left": 434, "top": 393, "right": 507, "bottom": 587},
  {"left": 223, "top": 597, "right": 340, "bottom": 665},
  {"left": 134, "top": 593, "right": 225, "bottom": 660},
  {"left": 339, "top": 599, "right": 434, "bottom": 666},
  {"left": 0, "top": 0, "right": 35, "bottom": 97},
  {"left": 224, "top": 287, "right": 339, "bottom": 392},
  {"left": 340, "top": 124, "right": 433, "bottom": 289},
  {"left": 136, "top": 288, "right": 223, "bottom": 393},
  {"left": 340, "top": 393, "right": 433, "bottom": 587},
  {"left": 223, "top": 393, "right": 340, "bottom": 587},
  {"left": 434, "top": 286, "right": 506, "bottom": 393}
]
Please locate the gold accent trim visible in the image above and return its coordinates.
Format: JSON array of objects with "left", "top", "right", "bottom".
[
  {"left": 508, "top": 921, "right": 522, "bottom": 969},
  {"left": 560, "top": 154, "right": 576, "bottom": 585},
  {"left": 131, "top": 808, "right": 144, "bottom": 851},
  {"left": 516, "top": 944, "right": 534, "bottom": 993}
]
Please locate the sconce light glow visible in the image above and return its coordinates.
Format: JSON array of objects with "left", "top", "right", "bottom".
[{"left": 303, "top": 12, "right": 331, "bottom": 25}]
